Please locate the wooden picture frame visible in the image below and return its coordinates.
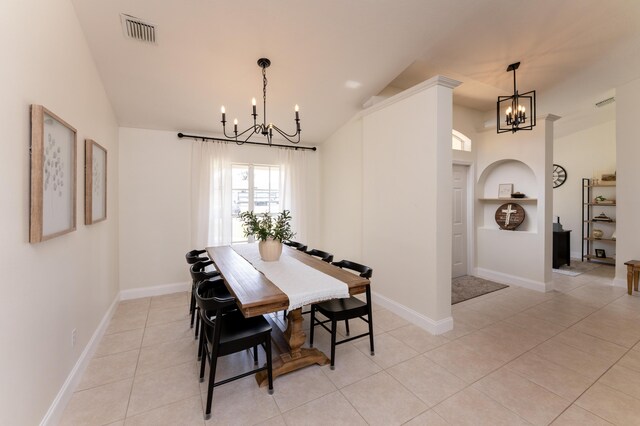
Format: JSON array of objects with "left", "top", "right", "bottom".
[
  {"left": 85, "top": 139, "right": 107, "bottom": 224},
  {"left": 498, "top": 183, "right": 513, "bottom": 199},
  {"left": 30, "top": 105, "right": 77, "bottom": 243},
  {"left": 595, "top": 249, "right": 606, "bottom": 258}
]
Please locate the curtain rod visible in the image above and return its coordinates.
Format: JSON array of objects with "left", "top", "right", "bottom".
[{"left": 177, "top": 132, "right": 317, "bottom": 151}]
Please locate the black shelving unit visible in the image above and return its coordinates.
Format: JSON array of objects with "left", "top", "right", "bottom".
[{"left": 582, "top": 178, "right": 616, "bottom": 265}]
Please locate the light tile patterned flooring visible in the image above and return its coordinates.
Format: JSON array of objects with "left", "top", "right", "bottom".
[{"left": 60, "top": 265, "right": 640, "bottom": 425}]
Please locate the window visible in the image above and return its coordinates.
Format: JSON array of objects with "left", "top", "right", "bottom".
[
  {"left": 452, "top": 130, "right": 471, "bottom": 152},
  {"left": 231, "top": 164, "right": 281, "bottom": 243}
]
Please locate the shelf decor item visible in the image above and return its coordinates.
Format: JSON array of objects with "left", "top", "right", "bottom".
[
  {"left": 239, "top": 210, "right": 294, "bottom": 261},
  {"left": 495, "top": 203, "right": 525, "bottom": 230},
  {"left": 595, "top": 249, "right": 606, "bottom": 258},
  {"left": 511, "top": 192, "right": 526, "bottom": 198},
  {"left": 498, "top": 183, "right": 513, "bottom": 199},
  {"left": 29, "top": 105, "right": 77, "bottom": 243},
  {"left": 592, "top": 229, "right": 604, "bottom": 239},
  {"left": 84, "top": 139, "right": 107, "bottom": 224}
]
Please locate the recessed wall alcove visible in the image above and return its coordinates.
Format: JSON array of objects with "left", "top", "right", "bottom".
[{"left": 477, "top": 159, "right": 538, "bottom": 232}]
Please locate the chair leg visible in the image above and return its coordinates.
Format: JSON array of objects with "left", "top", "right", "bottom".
[
  {"left": 194, "top": 310, "right": 200, "bottom": 340},
  {"left": 197, "top": 327, "right": 204, "bottom": 361},
  {"left": 330, "top": 319, "right": 337, "bottom": 370},
  {"left": 266, "top": 335, "right": 274, "bottom": 394},
  {"left": 189, "top": 290, "right": 196, "bottom": 328},
  {"left": 344, "top": 319, "right": 350, "bottom": 336},
  {"left": 309, "top": 305, "right": 316, "bottom": 348},
  {"left": 204, "top": 346, "right": 219, "bottom": 420},
  {"left": 199, "top": 340, "right": 207, "bottom": 383},
  {"left": 367, "top": 287, "right": 375, "bottom": 356},
  {"left": 253, "top": 345, "right": 259, "bottom": 365}
]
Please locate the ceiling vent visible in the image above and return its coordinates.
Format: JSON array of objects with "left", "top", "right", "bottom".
[
  {"left": 120, "top": 14, "right": 156, "bottom": 44},
  {"left": 595, "top": 97, "right": 615, "bottom": 108}
]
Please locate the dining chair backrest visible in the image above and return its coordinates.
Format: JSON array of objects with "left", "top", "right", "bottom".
[
  {"left": 186, "top": 249, "right": 208, "bottom": 264},
  {"left": 284, "top": 240, "right": 308, "bottom": 252},
  {"left": 331, "top": 260, "right": 373, "bottom": 279},
  {"left": 306, "top": 248, "right": 334, "bottom": 263},
  {"left": 190, "top": 260, "right": 217, "bottom": 283},
  {"left": 195, "top": 279, "right": 236, "bottom": 317}
]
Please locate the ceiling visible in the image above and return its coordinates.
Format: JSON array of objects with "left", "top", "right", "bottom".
[{"left": 71, "top": 0, "right": 640, "bottom": 144}]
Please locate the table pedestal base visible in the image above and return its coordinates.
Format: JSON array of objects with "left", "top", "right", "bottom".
[{"left": 256, "top": 308, "right": 329, "bottom": 387}]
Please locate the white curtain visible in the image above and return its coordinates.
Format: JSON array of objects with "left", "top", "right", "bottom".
[
  {"left": 191, "top": 141, "right": 231, "bottom": 248},
  {"left": 278, "top": 148, "right": 309, "bottom": 242}
]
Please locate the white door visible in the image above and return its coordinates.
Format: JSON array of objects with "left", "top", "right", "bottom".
[{"left": 452, "top": 164, "right": 468, "bottom": 278}]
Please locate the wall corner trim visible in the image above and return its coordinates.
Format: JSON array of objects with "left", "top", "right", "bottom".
[
  {"left": 359, "top": 75, "right": 462, "bottom": 118},
  {"left": 39, "top": 294, "right": 120, "bottom": 426},
  {"left": 372, "top": 291, "right": 453, "bottom": 335}
]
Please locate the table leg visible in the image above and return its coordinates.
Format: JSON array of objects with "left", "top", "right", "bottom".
[
  {"left": 628, "top": 265, "right": 634, "bottom": 295},
  {"left": 256, "top": 308, "right": 329, "bottom": 387},
  {"left": 635, "top": 271, "right": 639, "bottom": 292}
]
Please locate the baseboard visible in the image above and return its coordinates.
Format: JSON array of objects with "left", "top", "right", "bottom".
[
  {"left": 40, "top": 294, "right": 120, "bottom": 426},
  {"left": 613, "top": 277, "right": 628, "bottom": 289},
  {"left": 475, "top": 267, "right": 550, "bottom": 292},
  {"left": 120, "top": 281, "right": 190, "bottom": 300},
  {"left": 372, "top": 291, "right": 453, "bottom": 335}
]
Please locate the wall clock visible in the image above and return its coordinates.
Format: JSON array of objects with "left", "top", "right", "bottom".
[
  {"left": 553, "top": 164, "right": 567, "bottom": 188},
  {"left": 495, "top": 203, "right": 525, "bottom": 230}
]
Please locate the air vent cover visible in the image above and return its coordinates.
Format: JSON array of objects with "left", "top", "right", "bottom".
[
  {"left": 595, "top": 97, "right": 615, "bottom": 108},
  {"left": 120, "top": 14, "right": 156, "bottom": 44}
]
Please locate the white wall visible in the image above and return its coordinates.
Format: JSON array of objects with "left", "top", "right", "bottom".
[
  {"left": 474, "top": 116, "right": 557, "bottom": 291},
  {"left": 615, "top": 78, "right": 640, "bottom": 285},
  {"left": 553, "top": 118, "right": 616, "bottom": 258},
  {"left": 0, "top": 0, "right": 119, "bottom": 424},
  {"left": 319, "top": 118, "right": 364, "bottom": 261},
  {"left": 361, "top": 77, "right": 458, "bottom": 332},
  {"left": 119, "top": 128, "right": 320, "bottom": 292}
]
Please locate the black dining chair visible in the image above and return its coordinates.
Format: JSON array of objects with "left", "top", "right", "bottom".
[
  {"left": 195, "top": 280, "right": 273, "bottom": 420},
  {"left": 284, "top": 240, "right": 308, "bottom": 252},
  {"left": 309, "top": 260, "right": 374, "bottom": 369},
  {"left": 190, "top": 260, "right": 221, "bottom": 336},
  {"left": 185, "top": 248, "right": 208, "bottom": 264},
  {"left": 305, "top": 248, "right": 334, "bottom": 263}
]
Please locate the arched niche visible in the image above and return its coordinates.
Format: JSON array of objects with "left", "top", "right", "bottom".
[{"left": 477, "top": 159, "right": 538, "bottom": 232}]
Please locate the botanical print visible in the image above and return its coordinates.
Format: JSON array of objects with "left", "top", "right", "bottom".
[
  {"left": 42, "top": 113, "right": 74, "bottom": 236},
  {"left": 92, "top": 145, "right": 106, "bottom": 220}
]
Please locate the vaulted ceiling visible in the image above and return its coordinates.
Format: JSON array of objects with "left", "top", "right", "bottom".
[{"left": 71, "top": 0, "right": 640, "bottom": 144}]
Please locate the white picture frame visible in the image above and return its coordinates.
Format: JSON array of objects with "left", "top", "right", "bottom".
[{"left": 498, "top": 183, "right": 513, "bottom": 199}]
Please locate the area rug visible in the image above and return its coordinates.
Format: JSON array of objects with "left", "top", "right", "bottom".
[
  {"left": 553, "top": 259, "right": 601, "bottom": 277},
  {"left": 452, "top": 275, "right": 509, "bottom": 305}
]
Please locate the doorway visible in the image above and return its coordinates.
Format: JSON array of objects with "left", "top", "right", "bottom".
[{"left": 452, "top": 164, "right": 469, "bottom": 278}]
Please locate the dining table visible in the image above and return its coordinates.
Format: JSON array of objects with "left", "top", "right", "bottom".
[{"left": 206, "top": 244, "right": 370, "bottom": 386}]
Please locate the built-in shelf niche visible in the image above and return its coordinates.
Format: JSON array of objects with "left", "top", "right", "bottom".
[{"left": 477, "top": 159, "right": 538, "bottom": 232}]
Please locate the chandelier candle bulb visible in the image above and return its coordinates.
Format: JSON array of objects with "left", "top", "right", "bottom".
[
  {"left": 252, "top": 98, "right": 257, "bottom": 115},
  {"left": 234, "top": 119, "right": 238, "bottom": 134},
  {"left": 221, "top": 106, "right": 226, "bottom": 123},
  {"left": 295, "top": 104, "right": 299, "bottom": 120}
]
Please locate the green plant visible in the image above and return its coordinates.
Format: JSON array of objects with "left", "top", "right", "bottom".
[
  {"left": 595, "top": 195, "right": 606, "bottom": 202},
  {"left": 239, "top": 210, "right": 294, "bottom": 242}
]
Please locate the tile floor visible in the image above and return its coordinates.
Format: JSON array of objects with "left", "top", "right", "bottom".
[{"left": 60, "top": 264, "right": 640, "bottom": 425}]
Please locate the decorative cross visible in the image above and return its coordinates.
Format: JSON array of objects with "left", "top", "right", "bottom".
[{"left": 502, "top": 204, "right": 517, "bottom": 225}]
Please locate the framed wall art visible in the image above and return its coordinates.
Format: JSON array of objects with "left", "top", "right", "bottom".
[
  {"left": 30, "top": 105, "right": 77, "bottom": 243},
  {"left": 85, "top": 139, "right": 107, "bottom": 224},
  {"left": 498, "top": 183, "right": 513, "bottom": 199}
]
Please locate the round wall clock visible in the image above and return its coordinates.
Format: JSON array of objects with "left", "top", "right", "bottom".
[
  {"left": 553, "top": 164, "right": 567, "bottom": 188},
  {"left": 495, "top": 203, "right": 525, "bottom": 230}
]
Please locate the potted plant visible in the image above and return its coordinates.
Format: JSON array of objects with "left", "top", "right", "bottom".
[{"left": 239, "top": 210, "right": 294, "bottom": 261}]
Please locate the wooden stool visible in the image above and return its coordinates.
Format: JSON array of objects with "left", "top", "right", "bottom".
[{"left": 624, "top": 260, "right": 640, "bottom": 295}]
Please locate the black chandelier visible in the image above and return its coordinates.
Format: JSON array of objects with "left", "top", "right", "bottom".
[
  {"left": 497, "top": 62, "right": 536, "bottom": 134},
  {"left": 221, "top": 58, "right": 301, "bottom": 145}
]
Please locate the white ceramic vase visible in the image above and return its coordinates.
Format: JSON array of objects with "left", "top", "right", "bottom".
[{"left": 258, "top": 238, "right": 283, "bottom": 261}]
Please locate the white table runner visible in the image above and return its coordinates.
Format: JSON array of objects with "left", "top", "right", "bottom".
[{"left": 231, "top": 243, "right": 349, "bottom": 310}]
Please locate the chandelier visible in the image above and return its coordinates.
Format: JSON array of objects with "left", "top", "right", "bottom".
[
  {"left": 497, "top": 62, "right": 536, "bottom": 134},
  {"left": 221, "top": 58, "right": 301, "bottom": 145}
]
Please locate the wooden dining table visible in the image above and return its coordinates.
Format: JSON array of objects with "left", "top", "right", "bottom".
[{"left": 206, "top": 245, "right": 370, "bottom": 386}]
